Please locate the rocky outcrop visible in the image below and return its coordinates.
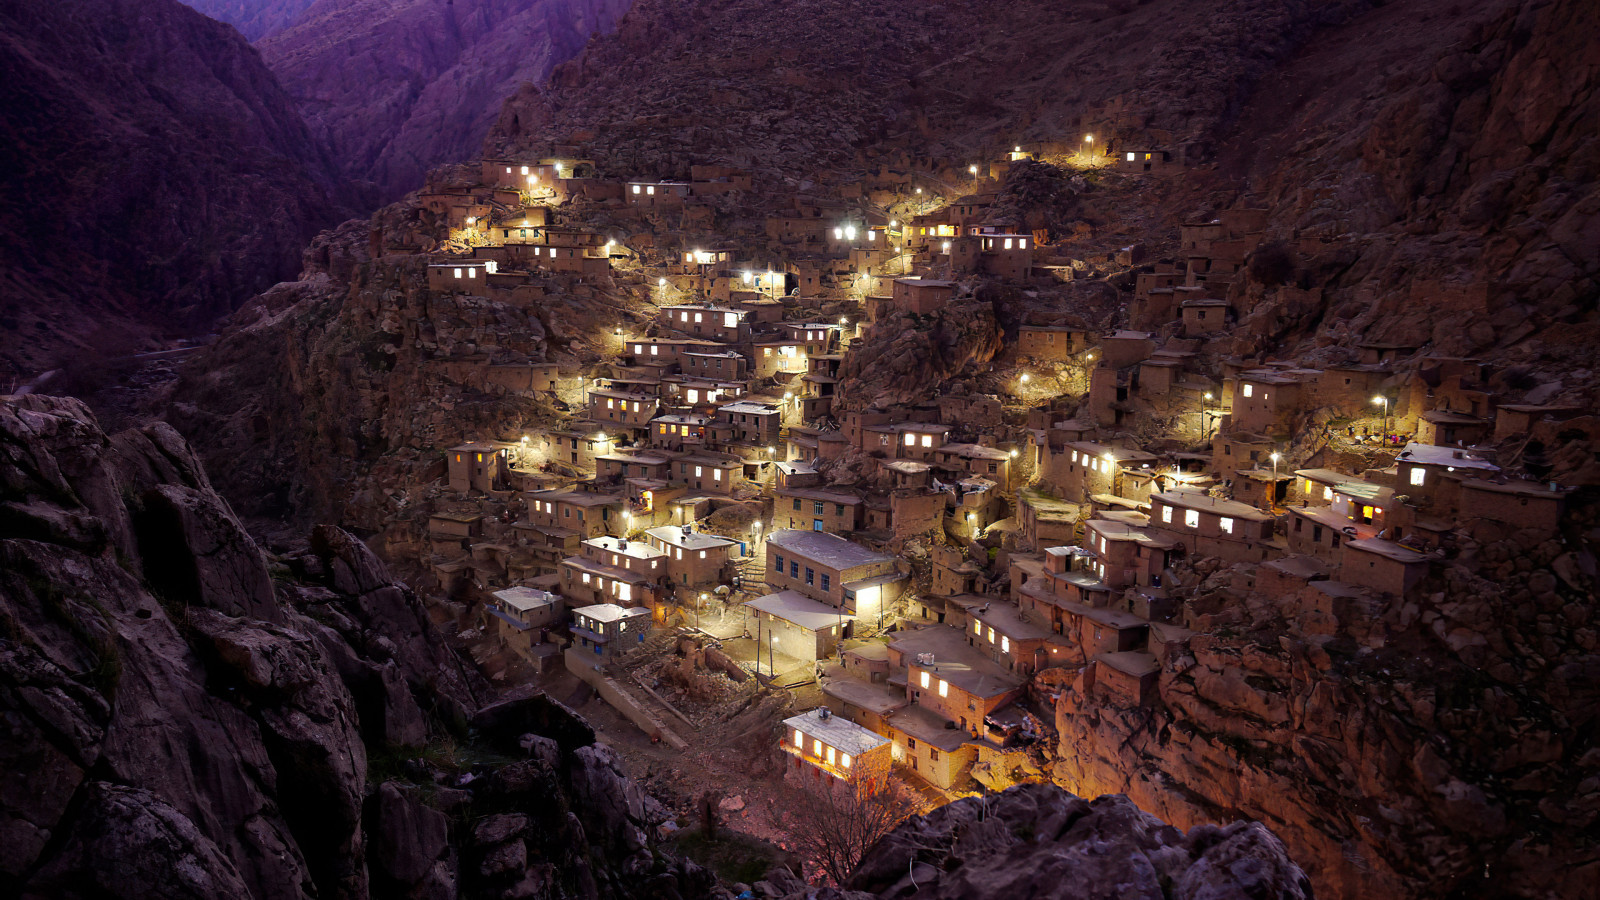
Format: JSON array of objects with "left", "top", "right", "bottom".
[
  {"left": 259, "top": 0, "right": 633, "bottom": 199},
  {"left": 0, "top": 0, "right": 348, "bottom": 380},
  {"left": 781, "top": 785, "right": 1310, "bottom": 900},
  {"left": 0, "top": 394, "right": 711, "bottom": 898},
  {"left": 1048, "top": 512, "right": 1600, "bottom": 900}
]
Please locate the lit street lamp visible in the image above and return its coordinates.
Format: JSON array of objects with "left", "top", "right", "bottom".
[
  {"left": 1269, "top": 452, "right": 1282, "bottom": 508},
  {"left": 1373, "top": 395, "right": 1390, "bottom": 441},
  {"left": 1083, "top": 134, "right": 1094, "bottom": 161},
  {"left": 1200, "top": 391, "right": 1213, "bottom": 439}
]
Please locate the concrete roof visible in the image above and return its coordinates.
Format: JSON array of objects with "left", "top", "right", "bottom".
[
  {"left": 492, "top": 587, "right": 559, "bottom": 612},
  {"left": 1152, "top": 490, "right": 1272, "bottom": 521},
  {"left": 784, "top": 708, "right": 890, "bottom": 756},
  {"left": 645, "top": 525, "right": 736, "bottom": 550},
  {"left": 821, "top": 677, "right": 906, "bottom": 717},
  {"left": 1396, "top": 442, "right": 1500, "bottom": 472},
  {"left": 745, "top": 590, "right": 849, "bottom": 631},
  {"left": 768, "top": 529, "right": 897, "bottom": 570},
  {"left": 582, "top": 536, "right": 667, "bottom": 561},
  {"left": 890, "top": 626, "right": 1025, "bottom": 698},
  {"left": 887, "top": 705, "right": 975, "bottom": 751},
  {"left": 1345, "top": 538, "right": 1431, "bottom": 564},
  {"left": 573, "top": 603, "right": 650, "bottom": 623},
  {"left": 969, "top": 602, "right": 1052, "bottom": 641},
  {"left": 1097, "top": 651, "right": 1159, "bottom": 677}
]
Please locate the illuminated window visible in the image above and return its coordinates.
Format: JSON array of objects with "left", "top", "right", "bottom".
[
  {"left": 631, "top": 184, "right": 640, "bottom": 194},
  {"left": 1184, "top": 509, "right": 1199, "bottom": 528},
  {"left": 1001, "top": 636, "right": 1010, "bottom": 652},
  {"left": 987, "top": 627, "right": 995, "bottom": 642},
  {"left": 695, "top": 466, "right": 703, "bottom": 477},
  {"left": 1220, "top": 517, "right": 1234, "bottom": 534},
  {"left": 921, "top": 435, "right": 932, "bottom": 448},
  {"left": 973, "top": 620, "right": 981, "bottom": 635},
  {"left": 938, "top": 679, "right": 948, "bottom": 698},
  {"left": 724, "top": 312, "right": 738, "bottom": 327},
  {"left": 694, "top": 312, "right": 703, "bottom": 323},
  {"left": 904, "top": 433, "right": 915, "bottom": 446},
  {"left": 1243, "top": 384, "right": 1254, "bottom": 398},
  {"left": 1323, "top": 486, "right": 1333, "bottom": 501},
  {"left": 1409, "top": 467, "right": 1425, "bottom": 486},
  {"left": 616, "top": 583, "right": 630, "bottom": 602},
  {"left": 650, "top": 345, "right": 659, "bottom": 356},
  {"left": 647, "top": 185, "right": 656, "bottom": 195},
  {"left": 582, "top": 573, "right": 591, "bottom": 584},
  {"left": 1161, "top": 505, "right": 1173, "bottom": 523},
  {"left": 813, "top": 739, "right": 822, "bottom": 755},
  {"left": 453, "top": 268, "right": 463, "bottom": 279},
  {"left": 842, "top": 754, "right": 852, "bottom": 768},
  {"left": 826, "top": 746, "right": 836, "bottom": 765},
  {"left": 633, "top": 344, "right": 643, "bottom": 354},
  {"left": 920, "top": 671, "right": 930, "bottom": 689},
  {"left": 1003, "top": 238, "right": 1013, "bottom": 250},
  {"left": 794, "top": 729, "right": 804, "bottom": 747},
  {"left": 1126, "top": 152, "right": 1135, "bottom": 161},
  {"left": 521, "top": 166, "right": 529, "bottom": 175}
]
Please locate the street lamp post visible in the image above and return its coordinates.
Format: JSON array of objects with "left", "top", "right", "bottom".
[
  {"left": 1269, "top": 452, "right": 1281, "bottom": 508},
  {"left": 1373, "top": 395, "right": 1390, "bottom": 442},
  {"left": 1201, "top": 391, "right": 1212, "bottom": 440},
  {"left": 1083, "top": 134, "right": 1094, "bottom": 162}
]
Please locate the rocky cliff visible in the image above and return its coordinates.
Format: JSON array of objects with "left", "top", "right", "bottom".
[
  {"left": 0, "top": 394, "right": 713, "bottom": 899},
  {"left": 1205, "top": 0, "right": 1600, "bottom": 370},
  {"left": 0, "top": 0, "right": 348, "bottom": 382},
  {"left": 810, "top": 786, "right": 1311, "bottom": 900},
  {"left": 259, "top": 0, "right": 632, "bottom": 200},
  {"left": 179, "top": 0, "right": 320, "bottom": 40}
]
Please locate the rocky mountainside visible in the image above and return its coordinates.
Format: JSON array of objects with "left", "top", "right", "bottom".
[
  {"left": 259, "top": 0, "right": 632, "bottom": 200},
  {"left": 155, "top": 0, "right": 1600, "bottom": 896},
  {"left": 0, "top": 0, "right": 348, "bottom": 383},
  {"left": 178, "top": 0, "right": 319, "bottom": 40},
  {"left": 0, "top": 393, "right": 715, "bottom": 899}
]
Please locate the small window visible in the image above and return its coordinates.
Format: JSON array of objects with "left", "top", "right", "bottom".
[
  {"left": 1409, "top": 467, "right": 1425, "bottom": 486},
  {"left": 774, "top": 553, "right": 784, "bottom": 571},
  {"left": 1184, "top": 509, "right": 1199, "bottom": 528},
  {"left": 1161, "top": 506, "right": 1173, "bottom": 524},
  {"left": 1220, "top": 517, "right": 1234, "bottom": 534},
  {"left": 821, "top": 574, "right": 830, "bottom": 592}
]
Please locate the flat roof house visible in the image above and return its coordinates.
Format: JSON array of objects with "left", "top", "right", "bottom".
[
  {"left": 781, "top": 707, "right": 892, "bottom": 790},
  {"left": 766, "top": 530, "right": 906, "bottom": 628}
]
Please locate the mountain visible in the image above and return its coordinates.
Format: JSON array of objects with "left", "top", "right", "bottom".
[
  {"left": 0, "top": 0, "right": 348, "bottom": 384},
  {"left": 162, "top": 0, "right": 1600, "bottom": 896},
  {"left": 177, "top": 0, "right": 319, "bottom": 40},
  {"left": 258, "top": 0, "right": 633, "bottom": 200}
]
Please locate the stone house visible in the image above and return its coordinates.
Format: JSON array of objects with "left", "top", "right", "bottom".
[
  {"left": 570, "top": 603, "right": 652, "bottom": 658},
  {"left": 890, "top": 277, "right": 956, "bottom": 315},
  {"left": 774, "top": 486, "right": 863, "bottom": 533},
  {"left": 766, "top": 529, "right": 905, "bottom": 627},
  {"left": 525, "top": 488, "right": 624, "bottom": 539},
  {"left": 644, "top": 524, "right": 735, "bottom": 590},
  {"left": 1147, "top": 490, "right": 1278, "bottom": 565},
  {"left": 782, "top": 707, "right": 892, "bottom": 790},
  {"left": 560, "top": 536, "right": 667, "bottom": 611},
  {"left": 427, "top": 259, "right": 497, "bottom": 292}
]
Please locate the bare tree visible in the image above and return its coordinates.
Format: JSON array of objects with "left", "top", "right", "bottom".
[{"left": 779, "top": 756, "right": 924, "bottom": 885}]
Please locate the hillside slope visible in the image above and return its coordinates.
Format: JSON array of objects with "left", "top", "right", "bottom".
[
  {"left": 178, "top": 0, "right": 319, "bottom": 39},
  {"left": 0, "top": 0, "right": 347, "bottom": 383},
  {"left": 259, "top": 0, "right": 632, "bottom": 200}
]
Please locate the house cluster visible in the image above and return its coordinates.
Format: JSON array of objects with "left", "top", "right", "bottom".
[{"left": 404, "top": 138, "right": 1580, "bottom": 796}]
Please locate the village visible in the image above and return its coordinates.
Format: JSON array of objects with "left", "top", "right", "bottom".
[{"left": 385, "top": 135, "right": 1582, "bottom": 823}]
